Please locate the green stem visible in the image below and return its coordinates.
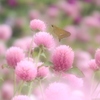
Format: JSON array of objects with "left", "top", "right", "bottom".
[
  {"left": 39, "top": 80, "right": 45, "bottom": 100},
  {"left": 35, "top": 48, "right": 42, "bottom": 67},
  {"left": 28, "top": 37, "right": 34, "bottom": 59},
  {"left": 28, "top": 81, "right": 33, "bottom": 96},
  {"left": 14, "top": 74, "right": 16, "bottom": 95},
  {"left": 18, "top": 81, "right": 24, "bottom": 94}
]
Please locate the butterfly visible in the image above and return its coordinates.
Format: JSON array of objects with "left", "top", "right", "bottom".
[{"left": 52, "top": 25, "right": 71, "bottom": 41}]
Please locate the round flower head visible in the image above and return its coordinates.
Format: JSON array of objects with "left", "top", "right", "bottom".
[
  {"left": 37, "top": 66, "right": 49, "bottom": 78},
  {"left": 45, "top": 82, "right": 69, "bottom": 100},
  {"left": 95, "top": 49, "right": 100, "bottom": 67},
  {"left": 12, "top": 95, "right": 31, "bottom": 100},
  {"left": 13, "top": 37, "right": 36, "bottom": 51},
  {"left": 63, "top": 74, "right": 83, "bottom": 88},
  {"left": 15, "top": 60, "right": 37, "bottom": 81},
  {"left": 0, "top": 24, "right": 12, "bottom": 40},
  {"left": 6, "top": 47, "right": 25, "bottom": 68},
  {"left": 1, "top": 82, "right": 14, "bottom": 100},
  {"left": 30, "top": 19, "right": 46, "bottom": 31},
  {"left": 52, "top": 45, "right": 74, "bottom": 72},
  {"left": 34, "top": 32, "right": 55, "bottom": 49},
  {"left": 89, "top": 59, "right": 99, "bottom": 71}
]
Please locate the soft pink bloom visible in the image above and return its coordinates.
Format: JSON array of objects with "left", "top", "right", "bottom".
[
  {"left": 83, "top": 16, "right": 100, "bottom": 28},
  {"left": 29, "top": 10, "right": 40, "bottom": 20},
  {"left": 88, "top": 59, "right": 99, "bottom": 71},
  {"left": 63, "top": 74, "right": 83, "bottom": 88},
  {"left": 0, "top": 24, "right": 12, "bottom": 40},
  {"left": 76, "top": 27, "right": 90, "bottom": 42},
  {"left": 70, "top": 90, "right": 84, "bottom": 100},
  {"left": 6, "top": 47, "right": 25, "bottom": 68},
  {"left": 52, "top": 45, "right": 74, "bottom": 72},
  {"left": 30, "top": 19, "right": 46, "bottom": 31},
  {"left": 13, "top": 37, "right": 36, "bottom": 51},
  {"left": 95, "top": 49, "right": 100, "bottom": 67},
  {"left": 15, "top": 60, "right": 37, "bottom": 81},
  {"left": 34, "top": 32, "right": 55, "bottom": 49},
  {"left": 1, "top": 82, "right": 14, "bottom": 100},
  {"left": 0, "top": 42, "right": 6, "bottom": 56},
  {"left": 37, "top": 66, "right": 49, "bottom": 78},
  {"left": 45, "top": 82, "right": 69, "bottom": 100},
  {"left": 65, "top": 25, "right": 77, "bottom": 42},
  {"left": 12, "top": 95, "right": 31, "bottom": 100},
  {"left": 47, "top": 6, "right": 59, "bottom": 17}
]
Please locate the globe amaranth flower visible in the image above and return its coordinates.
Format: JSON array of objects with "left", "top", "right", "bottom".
[
  {"left": 34, "top": 32, "right": 55, "bottom": 49},
  {"left": 45, "top": 82, "right": 69, "bottom": 100},
  {"left": 0, "top": 24, "right": 12, "bottom": 40},
  {"left": 15, "top": 60, "right": 37, "bottom": 81},
  {"left": 12, "top": 95, "right": 31, "bottom": 100},
  {"left": 95, "top": 49, "right": 100, "bottom": 67},
  {"left": 30, "top": 19, "right": 46, "bottom": 31},
  {"left": 89, "top": 59, "right": 99, "bottom": 71},
  {"left": 37, "top": 66, "right": 49, "bottom": 78},
  {"left": 6, "top": 47, "right": 25, "bottom": 68},
  {"left": 52, "top": 45, "right": 74, "bottom": 72}
]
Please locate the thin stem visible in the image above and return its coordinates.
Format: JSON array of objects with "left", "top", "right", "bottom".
[
  {"left": 58, "top": 72, "right": 62, "bottom": 81},
  {"left": 35, "top": 48, "right": 42, "bottom": 67},
  {"left": 18, "top": 81, "right": 24, "bottom": 94},
  {"left": 92, "top": 80, "right": 100, "bottom": 96},
  {"left": 28, "top": 37, "right": 34, "bottom": 59},
  {"left": 39, "top": 80, "right": 45, "bottom": 100},
  {"left": 28, "top": 81, "right": 33, "bottom": 96},
  {"left": 14, "top": 74, "right": 16, "bottom": 95}
]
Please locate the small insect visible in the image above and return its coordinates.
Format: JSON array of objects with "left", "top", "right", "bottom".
[{"left": 52, "top": 25, "right": 71, "bottom": 41}]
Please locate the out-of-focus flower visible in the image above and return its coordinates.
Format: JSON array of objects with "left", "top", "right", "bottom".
[
  {"left": 95, "top": 49, "right": 100, "bottom": 67},
  {"left": 29, "top": 10, "right": 40, "bottom": 20},
  {"left": 0, "top": 24, "right": 12, "bottom": 40},
  {"left": 30, "top": 19, "right": 46, "bottom": 31},
  {"left": 15, "top": 60, "right": 37, "bottom": 81},
  {"left": 65, "top": 25, "right": 77, "bottom": 42},
  {"left": 63, "top": 74, "right": 83, "bottom": 88},
  {"left": 37, "top": 66, "right": 49, "bottom": 78},
  {"left": 45, "top": 82, "right": 69, "bottom": 100},
  {"left": 34, "top": 32, "right": 55, "bottom": 49},
  {"left": 12, "top": 95, "right": 31, "bottom": 100},
  {"left": 1, "top": 82, "right": 14, "bottom": 100},
  {"left": 0, "top": 42, "right": 6, "bottom": 56},
  {"left": 13, "top": 37, "right": 36, "bottom": 51},
  {"left": 88, "top": 59, "right": 99, "bottom": 71},
  {"left": 76, "top": 27, "right": 90, "bottom": 42},
  {"left": 82, "top": 16, "right": 100, "bottom": 28},
  {"left": 47, "top": 6, "right": 59, "bottom": 18},
  {"left": 52, "top": 45, "right": 74, "bottom": 72},
  {"left": 6, "top": 47, "right": 25, "bottom": 68},
  {"left": 70, "top": 90, "right": 84, "bottom": 100}
]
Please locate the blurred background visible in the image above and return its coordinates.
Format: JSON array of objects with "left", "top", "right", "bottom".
[
  {"left": 0, "top": 0, "right": 100, "bottom": 53},
  {"left": 0, "top": 0, "right": 100, "bottom": 99}
]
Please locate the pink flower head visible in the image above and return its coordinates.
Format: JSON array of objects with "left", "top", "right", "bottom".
[
  {"left": 1, "top": 82, "right": 14, "bottom": 100},
  {"left": 52, "top": 45, "right": 74, "bottom": 72},
  {"left": 88, "top": 59, "right": 99, "bottom": 71},
  {"left": 30, "top": 19, "right": 46, "bottom": 31},
  {"left": 0, "top": 24, "right": 12, "bottom": 40},
  {"left": 15, "top": 60, "right": 37, "bottom": 81},
  {"left": 63, "top": 74, "right": 83, "bottom": 88},
  {"left": 6, "top": 47, "right": 25, "bottom": 68},
  {"left": 13, "top": 37, "right": 36, "bottom": 51},
  {"left": 12, "top": 95, "right": 31, "bottom": 100},
  {"left": 95, "top": 49, "right": 100, "bottom": 67},
  {"left": 45, "top": 82, "right": 69, "bottom": 100},
  {"left": 37, "top": 66, "right": 49, "bottom": 78},
  {"left": 34, "top": 32, "right": 55, "bottom": 49}
]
